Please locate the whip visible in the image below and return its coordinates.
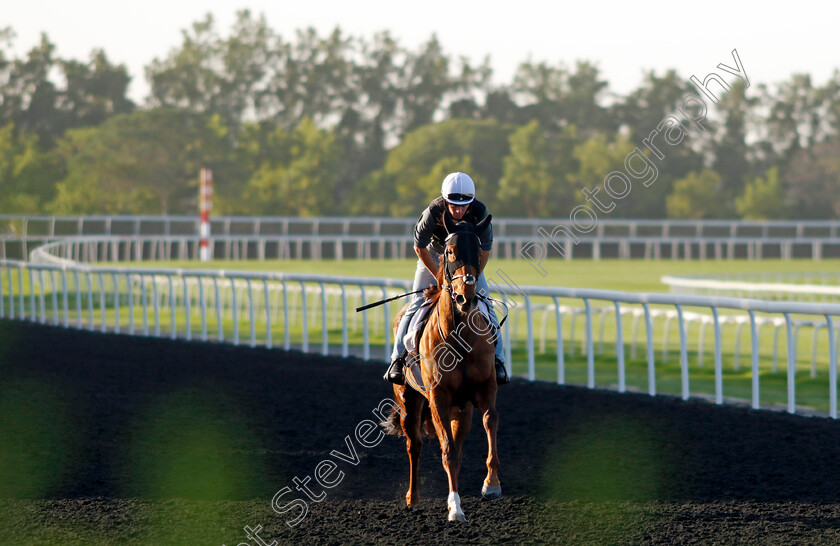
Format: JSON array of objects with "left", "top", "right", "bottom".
[{"left": 355, "top": 288, "right": 427, "bottom": 312}]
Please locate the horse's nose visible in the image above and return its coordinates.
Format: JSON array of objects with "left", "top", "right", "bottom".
[{"left": 455, "top": 293, "right": 467, "bottom": 306}]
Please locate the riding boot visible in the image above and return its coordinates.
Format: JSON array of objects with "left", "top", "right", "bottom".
[
  {"left": 384, "top": 355, "right": 406, "bottom": 385},
  {"left": 495, "top": 358, "right": 510, "bottom": 385}
]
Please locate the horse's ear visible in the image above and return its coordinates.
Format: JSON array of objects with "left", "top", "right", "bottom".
[
  {"left": 443, "top": 209, "right": 458, "bottom": 234},
  {"left": 475, "top": 214, "right": 492, "bottom": 236}
]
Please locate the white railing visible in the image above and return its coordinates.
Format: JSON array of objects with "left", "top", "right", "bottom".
[
  {"left": 7, "top": 232, "right": 840, "bottom": 264},
  {"left": 0, "top": 258, "right": 411, "bottom": 361},
  {"left": 5, "top": 215, "right": 840, "bottom": 261},
  {"left": 664, "top": 274, "right": 840, "bottom": 303},
  {"left": 5, "top": 214, "right": 840, "bottom": 239},
  {"left": 3, "top": 245, "right": 840, "bottom": 417}
]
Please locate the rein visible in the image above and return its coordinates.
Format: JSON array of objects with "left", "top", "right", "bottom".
[{"left": 476, "top": 293, "right": 509, "bottom": 327}]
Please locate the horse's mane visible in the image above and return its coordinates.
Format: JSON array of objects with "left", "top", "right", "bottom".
[{"left": 424, "top": 211, "right": 448, "bottom": 304}]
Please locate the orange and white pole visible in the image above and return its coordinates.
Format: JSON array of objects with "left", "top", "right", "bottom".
[{"left": 199, "top": 168, "right": 213, "bottom": 262}]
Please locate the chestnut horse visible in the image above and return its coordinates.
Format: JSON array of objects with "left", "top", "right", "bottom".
[{"left": 387, "top": 213, "right": 501, "bottom": 522}]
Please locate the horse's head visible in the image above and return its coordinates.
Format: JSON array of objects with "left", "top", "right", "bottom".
[{"left": 442, "top": 211, "right": 492, "bottom": 314}]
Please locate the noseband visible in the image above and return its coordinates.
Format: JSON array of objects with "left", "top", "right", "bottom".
[{"left": 451, "top": 273, "right": 476, "bottom": 285}]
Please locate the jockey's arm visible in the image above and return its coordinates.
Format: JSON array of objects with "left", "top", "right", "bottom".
[
  {"left": 479, "top": 249, "right": 490, "bottom": 274},
  {"left": 415, "top": 246, "right": 439, "bottom": 280}
]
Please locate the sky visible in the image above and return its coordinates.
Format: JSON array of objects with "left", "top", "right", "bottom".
[{"left": 4, "top": 0, "right": 839, "bottom": 104}]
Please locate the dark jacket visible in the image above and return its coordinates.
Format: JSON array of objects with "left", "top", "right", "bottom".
[{"left": 413, "top": 196, "right": 493, "bottom": 253}]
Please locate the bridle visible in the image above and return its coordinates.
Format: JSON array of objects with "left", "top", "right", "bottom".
[
  {"left": 443, "top": 231, "right": 480, "bottom": 286},
  {"left": 429, "top": 224, "right": 509, "bottom": 384},
  {"left": 437, "top": 230, "right": 481, "bottom": 341}
]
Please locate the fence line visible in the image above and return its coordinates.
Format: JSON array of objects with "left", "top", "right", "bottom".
[
  {"left": 5, "top": 215, "right": 840, "bottom": 261},
  {"left": 4, "top": 214, "right": 840, "bottom": 238},
  {"left": 663, "top": 274, "right": 840, "bottom": 303},
  {"left": 4, "top": 233, "right": 840, "bottom": 263},
  {"left": 2, "top": 253, "right": 839, "bottom": 418}
]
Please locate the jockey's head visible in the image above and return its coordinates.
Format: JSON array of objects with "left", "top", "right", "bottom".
[{"left": 441, "top": 172, "right": 475, "bottom": 220}]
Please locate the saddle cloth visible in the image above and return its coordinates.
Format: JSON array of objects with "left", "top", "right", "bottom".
[{"left": 403, "top": 297, "right": 493, "bottom": 393}]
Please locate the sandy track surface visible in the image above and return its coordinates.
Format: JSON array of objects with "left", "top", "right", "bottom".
[{"left": 1, "top": 320, "right": 839, "bottom": 544}]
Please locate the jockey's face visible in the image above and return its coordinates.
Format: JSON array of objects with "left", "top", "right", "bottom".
[{"left": 447, "top": 202, "right": 469, "bottom": 220}]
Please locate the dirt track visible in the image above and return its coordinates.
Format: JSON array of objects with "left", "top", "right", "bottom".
[{"left": 2, "top": 319, "right": 840, "bottom": 544}]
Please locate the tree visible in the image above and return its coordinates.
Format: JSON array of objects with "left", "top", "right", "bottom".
[
  {"left": 48, "top": 109, "right": 229, "bottom": 214},
  {"left": 497, "top": 120, "right": 579, "bottom": 217},
  {"left": 613, "top": 70, "right": 693, "bottom": 140},
  {"left": 512, "top": 60, "right": 612, "bottom": 136},
  {"left": 784, "top": 139, "right": 840, "bottom": 218},
  {"left": 0, "top": 123, "right": 61, "bottom": 212},
  {"left": 666, "top": 169, "right": 727, "bottom": 219},
  {"left": 1, "top": 34, "right": 61, "bottom": 145},
  {"left": 764, "top": 74, "right": 827, "bottom": 159},
  {"left": 59, "top": 49, "right": 134, "bottom": 127},
  {"left": 398, "top": 35, "right": 452, "bottom": 134},
  {"left": 48, "top": 125, "right": 159, "bottom": 214},
  {"left": 240, "top": 118, "right": 341, "bottom": 216},
  {"left": 569, "top": 132, "right": 678, "bottom": 218},
  {"left": 335, "top": 30, "right": 403, "bottom": 201},
  {"left": 352, "top": 118, "right": 513, "bottom": 216},
  {"left": 481, "top": 89, "right": 523, "bottom": 124},
  {"left": 147, "top": 11, "right": 279, "bottom": 130},
  {"left": 564, "top": 61, "right": 613, "bottom": 134},
  {"left": 0, "top": 32, "right": 133, "bottom": 147},
  {"left": 711, "top": 81, "right": 755, "bottom": 198},
  {"left": 822, "top": 69, "right": 840, "bottom": 140},
  {"left": 265, "top": 26, "right": 356, "bottom": 129},
  {"left": 735, "top": 167, "right": 789, "bottom": 219}
]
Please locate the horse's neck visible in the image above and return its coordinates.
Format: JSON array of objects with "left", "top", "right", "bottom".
[
  {"left": 435, "top": 288, "right": 455, "bottom": 338},
  {"left": 435, "top": 290, "right": 480, "bottom": 347}
]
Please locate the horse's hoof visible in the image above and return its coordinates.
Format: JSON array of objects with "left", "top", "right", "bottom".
[
  {"left": 481, "top": 484, "right": 502, "bottom": 500},
  {"left": 448, "top": 511, "right": 467, "bottom": 522}
]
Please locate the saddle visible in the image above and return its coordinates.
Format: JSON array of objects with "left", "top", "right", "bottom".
[
  {"left": 404, "top": 300, "right": 434, "bottom": 356},
  {"left": 403, "top": 298, "right": 494, "bottom": 393}
]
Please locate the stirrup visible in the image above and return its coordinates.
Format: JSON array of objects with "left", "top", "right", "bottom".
[
  {"left": 384, "top": 355, "right": 406, "bottom": 385},
  {"left": 495, "top": 358, "right": 510, "bottom": 385}
]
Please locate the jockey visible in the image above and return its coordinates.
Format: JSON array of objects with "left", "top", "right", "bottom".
[{"left": 384, "top": 172, "right": 510, "bottom": 386}]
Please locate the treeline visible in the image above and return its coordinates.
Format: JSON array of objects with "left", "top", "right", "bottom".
[{"left": 1, "top": 11, "right": 839, "bottom": 219}]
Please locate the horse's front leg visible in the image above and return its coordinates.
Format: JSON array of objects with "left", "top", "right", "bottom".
[
  {"left": 476, "top": 390, "right": 501, "bottom": 499},
  {"left": 400, "top": 387, "right": 425, "bottom": 508},
  {"left": 451, "top": 403, "right": 473, "bottom": 470},
  {"left": 431, "top": 392, "right": 466, "bottom": 521}
]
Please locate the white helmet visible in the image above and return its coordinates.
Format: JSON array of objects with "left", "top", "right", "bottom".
[{"left": 441, "top": 172, "right": 476, "bottom": 205}]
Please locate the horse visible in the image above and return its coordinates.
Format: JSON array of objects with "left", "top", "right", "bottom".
[{"left": 385, "top": 212, "right": 501, "bottom": 522}]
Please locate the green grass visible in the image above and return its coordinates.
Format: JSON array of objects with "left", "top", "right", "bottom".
[
  {"left": 134, "top": 257, "right": 840, "bottom": 292},
  {"left": 3, "top": 258, "right": 840, "bottom": 415}
]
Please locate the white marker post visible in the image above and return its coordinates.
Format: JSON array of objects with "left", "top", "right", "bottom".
[{"left": 199, "top": 168, "right": 213, "bottom": 262}]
